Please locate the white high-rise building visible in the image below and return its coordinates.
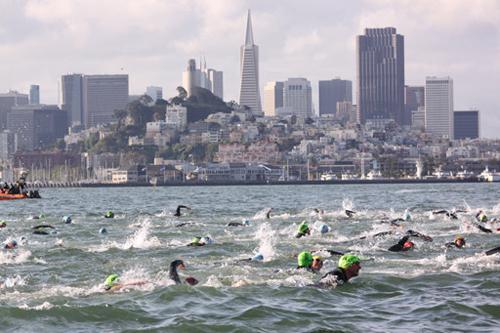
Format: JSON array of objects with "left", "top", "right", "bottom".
[
  {"left": 283, "top": 78, "right": 312, "bottom": 118},
  {"left": 425, "top": 76, "right": 453, "bottom": 139},
  {"left": 207, "top": 69, "right": 223, "bottom": 100},
  {"left": 146, "top": 86, "right": 163, "bottom": 102},
  {"left": 263, "top": 81, "right": 283, "bottom": 117},
  {"left": 166, "top": 105, "right": 188, "bottom": 130},
  {"left": 239, "top": 10, "right": 262, "bottom": 115}
]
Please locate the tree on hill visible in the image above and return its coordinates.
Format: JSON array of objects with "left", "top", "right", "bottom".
[{"left": 183, "top": 87, "right": 232, "bottom": 123}]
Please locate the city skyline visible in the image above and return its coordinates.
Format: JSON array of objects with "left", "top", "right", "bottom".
[{"left": 0, "top": 1, "right": 499, "bottom": 137}]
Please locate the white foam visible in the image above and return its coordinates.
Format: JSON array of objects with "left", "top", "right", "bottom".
[
  {"left": 254, "top": 222, "right": 277, "bottom": 261},
  {"left": 0, "top": 250, "right": 32, "bottom": 264},
  {"left": 19, "top": 301, "right": 54, "bottom": 310}
]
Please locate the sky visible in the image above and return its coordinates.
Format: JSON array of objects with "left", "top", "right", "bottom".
[{"left": 1, "top": 0, "right": 499, "bottom": 137}]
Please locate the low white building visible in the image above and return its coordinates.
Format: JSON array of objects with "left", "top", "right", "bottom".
[{"left": 111, "top": 169, "right": 138, "bottom": 183}]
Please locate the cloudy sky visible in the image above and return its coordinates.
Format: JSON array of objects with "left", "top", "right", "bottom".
[{"left": 1, "top": 0, "right": 499, "bottom": 137}]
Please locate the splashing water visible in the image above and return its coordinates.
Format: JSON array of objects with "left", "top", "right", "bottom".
[{"left": 254, "top": 222, "right": 277, "bottom": 261}]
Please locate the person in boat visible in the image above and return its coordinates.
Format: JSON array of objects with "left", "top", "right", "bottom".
[
  {"left": 32, "top": 224, "right": 56, "bottom": 235},
  {"left": 297, "top": 251, "right": 323, "bottom": 272},
  {"left": 103, "top": 274, "right": 147, "bottom": 292},
  {"left": 3, "top": 239, "right": 17, "bottom": 249},
  {"left": 174, "top": 205, "right": 191, "bottom": 217},
  {"left": 445, "top": 236, "right": 465, "bottom": 249},
  {"left": 316, "top": 254, "right": 361, "bottom": 288},
  {"left": 345, "top": 209, "right": 356, "bottom": 218},
  {"left": 296, "top": 221, "right": 311, "bottom": 238},
  {"left": 169, "top": 259, "right": 198, "bottom": 285},
  {"left": 388, "top": 236, "right": 415, "bottom": 252}
]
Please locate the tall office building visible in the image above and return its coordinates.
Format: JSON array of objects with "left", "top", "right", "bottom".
[
  {"left": 0, "top": 91, "right": 29, "bottom": 130},
  {"left": 404, "top": 86, "right": 425, "bottom": 126},
  {"left": 263, "top": 81, "right": 284, "bottom": 117},
  {"left": 29, "top": 85, "right": 40, "bottom": 104},
  {"left": 283, "top": 78, "right": 312, "bottom": 118},
  {"left": 7, "top": 105, "right": 67, "bottom": 151},
  {"left": 0, "top": 130, "right": 17, "bottom": 160},
  {"left": 454, "top": 110, "right": 479, "bottom": 140},
  {"left": 356, "top": 27, "right": 405, "bottom": 125},
  {"left": 82, "top": 75, "right": 129, "bottom": 128},
  {"left": 425, "top": 76, "right": 453, "bottom": 139},
  {"left": 207, "top": 69, "right": 223, "bottom": 99},
  {"left": 61, "top": 74, "right": 84, "bottom": 126},
  {"left": 146, "top": 86, "right": 163, "bottom": 102},
  {"left": 239, "top": 10, "right": 262, "bottom": 115},
  {"left": 318, "top": 78, "right": 352, "bottom": 116}
]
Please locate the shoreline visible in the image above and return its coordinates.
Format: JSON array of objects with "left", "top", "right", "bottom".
[{"left": 28, "top": 178, "right": 490, "bottom": 188}]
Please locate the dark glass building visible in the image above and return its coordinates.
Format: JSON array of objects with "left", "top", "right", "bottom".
[
  {"left": 356, "top": 27, "right": 405, "bottom": 125},
  {"left": 404, "top": 86, "right": 424, "bottom": 126},
  {"left": 453, "top": 110, "right": 479, "bottom": 140},
  {"left": 318, "top": 79, "right": 352, "bottom": 116}
]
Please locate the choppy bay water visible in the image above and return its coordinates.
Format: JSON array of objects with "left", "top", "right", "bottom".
[{"left": 1, "top": 183, "right": 500, "bottom": 332}]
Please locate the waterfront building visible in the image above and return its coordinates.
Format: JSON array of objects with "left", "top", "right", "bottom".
[
  {"left": 0, "top": 91, "right": 29, "bottom": 130},
  {"left": 319, "top": 78, "right": 352, "bottom": 116},
  {"left": 239, "top": 10, "right": 262, "bottom": 115},
  {"left": 283, "top": 78, "right": 312, "bottom": 118},
  {"left": 82, "top": 74, "right": 129, "bottom": 128},
  {"left": 263, "top": 81, "right": 284, "bottom": 117},
  {"left": 454, "top": 110, "right": 479, "bottom": 140},
  {"left": 425, "top": 76, "right": 453, "bottom": 139},
  {"left": 29, "top": 85, "right": 40, "bottom": 104},
  {"left": 145, "top": 86, "right": 163, "bottom": 102},
  {"left": 356, "top": 27, "right": 405, "bottom": 125}
]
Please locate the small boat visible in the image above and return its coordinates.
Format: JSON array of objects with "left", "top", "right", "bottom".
[{"left": 0, "top": 193, "right": 28, "bottom": 200}]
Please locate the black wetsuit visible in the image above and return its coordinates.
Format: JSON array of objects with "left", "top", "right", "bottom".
[
  {"left": 388, "top": 236, "right": 412, "bottom": 252},
  {"left": 316, "top": 268, "right": 348, "bottom": 288},
  {"left": 227, "top": 222, "right": 246, "bottom": 227},
  {"left": 32, "top": 224, "right": 55, "bottom": 235},
  {"left": 174, "top": 205, "right": 190, "bottom": 217},
  {"left": 169, "top": 260, "right": 183, "bottom": 284},
  {"left": 445, "top": 242, "right": 464, "bottom": 249},
  {"left": 433, "top": 210, "right": 458, "bottom": 219},
  {"left": 345, "top": 210, "right": 356, "bottom": 218}
]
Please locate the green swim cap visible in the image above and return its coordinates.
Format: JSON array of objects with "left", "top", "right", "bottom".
[
  {"left": 297, "top": 251, "right": 313, "bottom": 268},
  {"left": 298, "top": 222, "right": 309, "bottom": 234},
  {"left": 338, "top": 254, "right": 360, "bottom": 270},
  {"left": 104, "top": 274, "right": 119, "bottom": 287},
  {"left": 191, "top": 236, "right": 201, "bottom": 244},
  {"left": 105, "top": 211, "right": 114, "bottom": 218}
]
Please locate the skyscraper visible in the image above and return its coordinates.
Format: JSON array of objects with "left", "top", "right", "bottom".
[
  {"left": 239, "top": 10, "right": 262, "bottom": 115},
  {"left": 82, "top": 75, "right": 129, "bottom": 128},
  {"left": 454, "top": 110, "right": 479, "bottom": 140},
  {"left": 61, "top": 74, "right": 84, "bottom": 126},
  {"left": 0, "top": 91, "right": 29, "bottom": 130},
  {"left": 146, "top": 86, "right": 163, "bottom": 101},
  {"left": 404, "top": 86, "right": 425, "bottom": 126},
  {"left": 318, "top": 78, "right": 352, "bottom": 116},
  {"left": 283, "top": 78, "right": 312, "bottom": 118},
  {"left": 29, "top": 85, "right": 40, "bottom": 104},
  {"left": 356, "top": 27, "right": 405, "bottom": 125},
  {"left": 207, "top": 69, "right": 223, "bottom": 100},
  {"left": 263, "top": 81, "right": 283, "bottom": 117},
  {"left": 425, "top": 76, "right": 453, "bottom": 139}
]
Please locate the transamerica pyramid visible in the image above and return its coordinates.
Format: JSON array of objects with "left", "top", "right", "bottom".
[{"left": 239, "top": 10, "right": 262, "bottom": 115}]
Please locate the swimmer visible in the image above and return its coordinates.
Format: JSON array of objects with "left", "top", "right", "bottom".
[
  {"left": 62, "top": 216, "right": 72, "bottom": 224},
  {"left": 104, "top": 211, "right": 114, "bottom": 219},
  {"left": 0, "top": 221, "right": 6, "bottom": 228},
  {"left": 174, "top": 205, "right": 191, "bottom": 217},
  {"left": 359, "top": 231, "right": 395, "bottom": 240},
  {"left": 266, "top": 208, "right": 272, "bottom": 219},
  {"left": 187, "top": 236, "right": 212, "bottom": 247},
  {"left": 227, "top": 220, "right": 250, "bottom": 227},
  {"left": 406, "top": 229, "right": 433, "bottom": 242},
  {"left": 32, "top": 224, "right": 56, "bottom": 235},
  {"left": 295, "top": 221, "right": 311, "bottom": 238},
  {"left": 175, "top": 222, "right": 192, "bottom": 228},
  {"left": 103, "top": 274, "right": 146, "bottom": 292},
  {"left": 3, "top": 239, "right": 17, "bottom": 249},
  {"left": 432, "top": 209, "right": 458, "bottom": 220},
  {"left": 345, "top": 209, "right": 356, "bottom": 218},
  {"left": 169, "top": 259, "right": 198, "bottom": 285},
  {"left": 388, "top": 236, "right": 415, "bottom": 252},
  {"left": 445, "top": 236, "right": 465, "bottom": 249},
  {"left": 476, "top": 210, "right": 488, "bottom": 223},
  {"left": 297, "top": 251, "right": 323, "bottom": 272},
  {"left": 485, "top": 245, "right": 500, "bottom": 256},
  {"left": 316, "top": 254, "right": 361, "bottom": 288}
]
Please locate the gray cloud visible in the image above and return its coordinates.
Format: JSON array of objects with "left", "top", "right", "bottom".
[{"left": 0, "top": 0, "right": 498, "bottom": 137}]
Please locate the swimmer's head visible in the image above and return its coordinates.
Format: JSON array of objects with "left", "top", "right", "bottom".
[
  {"left": 62, "top": 216, "right": 72, "bottom": 224},
  {"left": 104, "top": 274, "right": 119, "bottom": 289}
]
